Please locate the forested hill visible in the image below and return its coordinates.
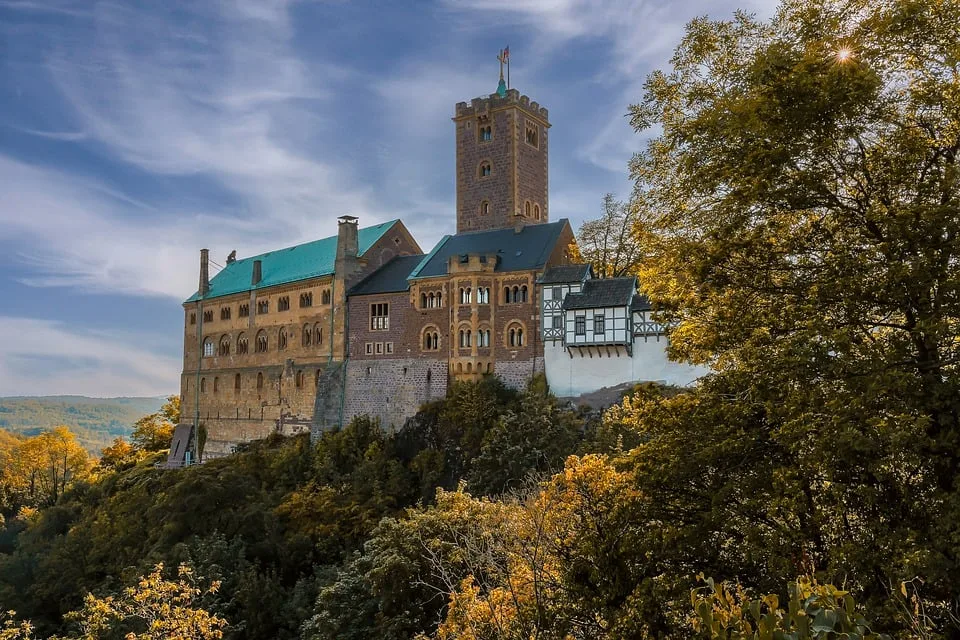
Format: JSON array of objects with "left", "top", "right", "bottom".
[{"left": 0, "top": 396, "right": 167, "bottom": 453}]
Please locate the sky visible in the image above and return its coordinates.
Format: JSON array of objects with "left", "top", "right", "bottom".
[{"left": 0, "top": 0, "right": 776, "bottom": 398}]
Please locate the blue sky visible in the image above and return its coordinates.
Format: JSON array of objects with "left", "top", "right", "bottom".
[{"left": 0, "top": 0, "right": 774, "bottom": 397}]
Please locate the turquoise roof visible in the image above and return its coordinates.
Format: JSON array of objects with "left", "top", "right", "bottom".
[{"left": 185, "top": 220, "right": 400, "bottom": 303}]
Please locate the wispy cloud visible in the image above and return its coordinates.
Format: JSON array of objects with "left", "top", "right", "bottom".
[{"left": 0, "top": 316, "right": 180, "bottom": 397}]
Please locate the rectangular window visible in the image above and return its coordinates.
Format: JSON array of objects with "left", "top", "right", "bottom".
[
  {"left": 575, "top": 316, "right": 586, "bottom": 336},
  {"left": 239, "top": 304, "right": 249, "bottom": 318},
  {"left": 370, "top": 303, "right": 389, "bottom": 330},
  {"left": 203, "top": 310, "right": 214, "bottom": 323},
  {"left": 257, "top": 300, "right": 269, "bottom": 314},
  {"left": 375, "top": 342, "right": 383, "bottom": 354},
  {"left": 386, "top": 342, "right": 393, "bottom": 354},
  {"left": 594, "top": 315, "right": 605, "bottom": 335},
  {"left": 189, "top": 313, "right": 196, "bottom": 325},
  {"left": 220, "top": 307, "right": 231, "bottom": 320},
  {"left": 552, "top": 286, "right": 562, "bottom": 301},
  {"left": 553, "top": 314, "right": 563, "bottom": 329},
  {"left": 365, "top": 342, "right": 373, "bottom": 355},
  {"left": 278, "top": 296, "right": 290, "bottom": 311}
]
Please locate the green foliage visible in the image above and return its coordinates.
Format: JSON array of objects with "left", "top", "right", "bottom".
[
  {"left": 691, "top": 576, "right": 890, "bottom": 640},
  {"left": 130, "top": 397, "right": 179, "bottom": 452}
]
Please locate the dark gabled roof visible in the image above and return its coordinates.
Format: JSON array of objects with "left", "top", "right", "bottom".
[
  {"left": 410, "top": 220, "right": 570, "bottom": 279},
  {"left": 538, "top": 263, "right": 592, "bottom": 284},
  {"left": 349, "top": 255, "right": 425, "bottom": 296},
  {"left": 563, "top": 277, "right": 637, "bottom": 310},
  {"left": 631, "top": 294, "right": 652, "bottom": 313},
  {"left": 185, "top": 220, "right": 401, "bottom": 302}
]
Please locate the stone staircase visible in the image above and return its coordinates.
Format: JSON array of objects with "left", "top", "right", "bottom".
[{"left": 311, "top": 361, "right": 346, "bottom": 440}]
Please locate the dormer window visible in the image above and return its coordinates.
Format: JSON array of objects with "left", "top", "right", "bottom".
[{"left": 479, "top": 161, "right": 492, "bottom": 178}]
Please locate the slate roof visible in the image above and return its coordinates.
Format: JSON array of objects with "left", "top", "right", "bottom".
[
  {"left": 349, "top": 255, "right": 425, "bottom": 296},
  {"left": 185, "top": 220, "right": 401, "bottom": 302},
  {"left": 562, "top": 277, "right": 637, "bottom": 310},
  {"left": 630, "top": 294, "right": 652, "bottom": 313},
  {"left": 538, "top": 263, "right": 592, "bottom": 284},
  {"left": 409, "top": 220, "right": 570, "bottom": 279}
]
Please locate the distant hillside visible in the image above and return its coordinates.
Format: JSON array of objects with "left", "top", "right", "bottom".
[{"left": 0, "top": 396, "right": 169, "bottom": 454}]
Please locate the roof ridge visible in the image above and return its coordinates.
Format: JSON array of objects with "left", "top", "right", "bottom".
[{"left": 227, "top": 220, "right": 399, "bottom": 265}]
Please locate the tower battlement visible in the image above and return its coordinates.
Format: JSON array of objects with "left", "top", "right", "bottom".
[{"left": 454, "top": 89, "right": 549, "bottom": 122}]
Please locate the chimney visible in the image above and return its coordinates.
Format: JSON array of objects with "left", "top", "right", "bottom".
[
  {"left": 199, "top": 248, "right": 210, "bottom": 296},
  {"left": 336, "top": 215, "right": 359, "bottom": 261},
  {"left": 251, "top": 259, "right": 262, "bottom": 285}
]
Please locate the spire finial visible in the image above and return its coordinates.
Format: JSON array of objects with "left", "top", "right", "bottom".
[{"left": 496, "top": 47, "right": 510, "bottom": 97}]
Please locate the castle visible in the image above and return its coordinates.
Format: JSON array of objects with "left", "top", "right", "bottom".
[{"left": 169, "top": 83, "right": 703, "bottom": 462}]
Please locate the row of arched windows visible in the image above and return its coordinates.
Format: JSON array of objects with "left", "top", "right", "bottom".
[
  {"left": 420, "top": 291, "right": 443, "bottom": 309},
  {"left": 458, "top": 329, "right": 493, "bottom": 348},
  {"left": 203, "top": 324, "right": 325, "bottom": 358},
  {"left": 504, "top": 285, "right": 529, "bottom": 303},
  {"left": 458, "top": 287, "right": 491, "bottom": 305},
  {"left": 453, "top": 361, "right": 494, "bottom": 375}
]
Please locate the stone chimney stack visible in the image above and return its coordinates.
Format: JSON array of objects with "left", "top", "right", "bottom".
[
  {"left": 335, "top": 215, "right": 361, "bottom": 284},
  {"left": 336, "top": 215, "right": 359, "bottom": 261},
  {"left": 251, "top": 259, "right": 262, "bottom": 285},
  {"left": 199, "top": 248, "right": 210, "bottom": 296}
]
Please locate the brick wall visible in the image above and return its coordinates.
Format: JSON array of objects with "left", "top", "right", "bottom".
[{"left": 342, "top": 358, "right": 448, "bottom": 430}]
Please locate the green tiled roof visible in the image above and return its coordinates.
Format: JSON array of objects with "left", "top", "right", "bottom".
[{"left": 185, "top": 220, "right": 400, "bottom": 303}]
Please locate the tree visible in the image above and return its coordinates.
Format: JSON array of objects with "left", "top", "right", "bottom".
[
  {"left": 129, "top": 395, "right": 179, "bottom": 452},
  {"left": 65, "top": 563, "right": 226, "bottom": 640},
  {"left": 575, "top": 193, "right": 647, "bottom": 278},
  {"left": 98, "top": 437, "right": 141, "bottom": 470},
  {"left": 467, "top": 375, "right": 583, "bottom": 495},
  {"left": 5, "top": 427, "right": 91, "bottom": 507},
  {"left": 627, "top": 0, "right": 960, "bottom": 632},
  {"left": 691, "top": 576, "right": 891, "bottom": 640}
]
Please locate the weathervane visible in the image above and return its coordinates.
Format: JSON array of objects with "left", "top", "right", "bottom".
[{"left": 497, "top": 46, "right": 510, "bottom": 97}]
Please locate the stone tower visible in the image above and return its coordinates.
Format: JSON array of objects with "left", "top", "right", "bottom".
[{"left": 454, "top": 88, "right": 550, "bottom": 233}]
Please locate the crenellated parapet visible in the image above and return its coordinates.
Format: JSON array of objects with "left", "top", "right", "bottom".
[{"left": 454, "top": 89, "right": 549, "bottom": 122}]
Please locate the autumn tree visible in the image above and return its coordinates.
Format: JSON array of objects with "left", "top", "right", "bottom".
[
  {"left": 575, "top": 193, "right": 647, "bottom": 278},
  {"left": 3, "top": 427, "right": 91, "bottom": 507},
  {"left": 130, "top": 396, "right": 179, "bottom": 452},
  {"left": 624, "top": 0, "right": 960, "bottom": 632},
  {"left": 98, "top": 437, "right": 142, "bottom": 470}
]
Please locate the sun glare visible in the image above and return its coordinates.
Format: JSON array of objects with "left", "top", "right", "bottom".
[{"left": 836, "top": 47, "right": 853, "bottom": 63}]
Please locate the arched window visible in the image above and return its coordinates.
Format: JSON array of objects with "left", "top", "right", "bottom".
[
  {"left": 278, "top": 328, "right": 287, "bottom": 350},
  {"left": 521, "top": 285, "right": 528, "bottom": 302},
  {"left": 203, "top": 337, "right": 214, "bottom": 357},
  {"left": 213, "top": 377, "right": 219, "bottom": 393},
  {"left": 255, "top": 330, "right": 268, "bottom": 353},
  {"left": 480, "top": 200, "right": 490, "bottom": 216},
  {"left": 460, "top": 287, "right": 471, "bottom": 304},
  {"left": 278, "top": 296, "right": 290, "bottom": 311},
  {"left": 314, "top": 323, "right": 323, "bottom": 345},
  {"left": 534, "top": 203, "right": 541, "bottom": 220},
  {"left": 512, "top": 286, "right": 519, "bottom": 302},
  {"left": 322, "top": 289, "right": 331, "bottom": 305},
  {"left": 524, "top": 201, "right": 531, "bottom": 217},
  {"left": 466, "top": 362, "right": 473, "bottom": 373},
  {"left": 506, "top": 323, "right": 526, "bottom": 347},
  {"left": 504, "top": 286, "right": 511, "bottom": 303},
  {"left": 257, "top": 372, "right": 264, "bottom": 390},
  {"left": 234, "top": 373, "right": 241, "bottom": 390},
  {"left": 300, "top": 292, "right": 313, "bottom": 308},
  {"left": 477, "top": 328, "right": 491, "bottom": 347},
  {"left": 237, "top": 333, "right": 248, "bottom": 355},
  {"left": 478, "top": 161, "right": 491, "bottom": 178},
  {"left": 478, "top": 287, "right": 490, "bottom": 304},
  {"left": 302, "top": 323, "right": 312, "bottom": 347},
  {"left": 295, "top": 370, "right": 304, "bottom": 388},
  {"left": 200, "top": 377, "right": 206, "bottom": 393},
  {"left": 421, "top": 293, "right": 427, "bottom": 309},
  {"left": 219, "top": 335, "right": 230, "bottom": 356},
  {"left": 436, "top": 291, "right": 442, "bottom": 307}
]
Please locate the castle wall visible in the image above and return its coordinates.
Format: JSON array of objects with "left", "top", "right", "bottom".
[
  {"left": 543, "top": 337, "right": 708, "bottom": 398},
  {"left": 342, "top": 358, "right": 449, "bottom": 430}
]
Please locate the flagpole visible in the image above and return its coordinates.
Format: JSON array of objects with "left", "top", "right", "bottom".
[{"left": 507, "top": 49, "right": 510, "bottom": 89}]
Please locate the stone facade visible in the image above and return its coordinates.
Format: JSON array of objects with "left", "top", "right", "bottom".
[
  {"left": 179, "top": 220, "right": 421, "bottom": 458},
  {"left": 454, "top": 89, "right": 549, "bottom": 233}
]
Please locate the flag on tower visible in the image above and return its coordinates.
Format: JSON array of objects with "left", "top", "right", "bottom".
[{"left": 503, "top": 46, "right": 509, "bottom": 60}]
